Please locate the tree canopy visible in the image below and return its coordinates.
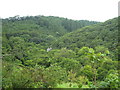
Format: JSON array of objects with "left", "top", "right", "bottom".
[{"left": 2, "top": 15, "right": 119, "bottom": 88}]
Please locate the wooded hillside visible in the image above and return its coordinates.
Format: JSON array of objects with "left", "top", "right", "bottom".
[{"left": 2, "top": 16, "right": 119, "bottom": 88}]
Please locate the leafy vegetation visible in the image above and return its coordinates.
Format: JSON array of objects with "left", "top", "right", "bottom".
[{"left": 2, "top": 15, "right": 119, "bottom": 88}]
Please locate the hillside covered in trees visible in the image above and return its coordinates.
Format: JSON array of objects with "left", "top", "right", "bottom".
[
  {"left": 52, "top": 18, "right": 118, "bottom": 61},
  {"left": 2, "top": 15, "right": 119, "bottom": 88}
]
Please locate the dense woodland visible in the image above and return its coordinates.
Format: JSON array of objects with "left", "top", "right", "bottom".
[{"left": 2, "top": 15, "right": 119, "bottom": 88}]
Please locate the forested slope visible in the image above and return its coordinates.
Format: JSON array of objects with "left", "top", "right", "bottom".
[
  {"left": 53, "top": 18, "right": 118, "bottom": 60},
  {"left": 2, "top": 16, "right": 98, "bottom": 49},
  {"left": 2, "top": 16, "right": 119, "bottom": 88}
]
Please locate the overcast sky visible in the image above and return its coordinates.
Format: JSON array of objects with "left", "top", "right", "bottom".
[{"left": 0, "top": 0, "right": 119, "bottom": 22}]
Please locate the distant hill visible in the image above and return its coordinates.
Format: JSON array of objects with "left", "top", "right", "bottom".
[
  {"left": 2, "top": 16, "right": 118, "bottom": 59},
  {"left": 52, "top": 17, "right": 118, "bottom": 60},
  {"left": 2, "top": 15, "right": 98, "bottom": 47}
]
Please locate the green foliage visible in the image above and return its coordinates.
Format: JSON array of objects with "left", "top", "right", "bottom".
[
  {"left": 104, "top": 70, "right": 119, "bottom": 88},
  {"left": 2, "top": 61, "right": 33, "bottom": 88},
  {"left": 43, "top": 64, "right": 67, "bottom": 88},
  {"left": 67, "top": 70, "right": 77, "bottom": 87},
  {"left": 80, "top": 65, "right": 93, "bottom": 81},
  {"left": 53, "top": 18, "right": 118, "bottom": 61},
  {"left": 2, "top": 15, "right": 119, "bottom": 88},
  {"left": 98, "top": 70, "right": 119, "bottom": 88},
  {"left": 76, "top": 76, "right": 89, "bottom": 88}
]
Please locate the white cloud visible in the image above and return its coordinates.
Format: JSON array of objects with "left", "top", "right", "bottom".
[{"left": 0, "top": 0, "right": 119, "bottom": 21}]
